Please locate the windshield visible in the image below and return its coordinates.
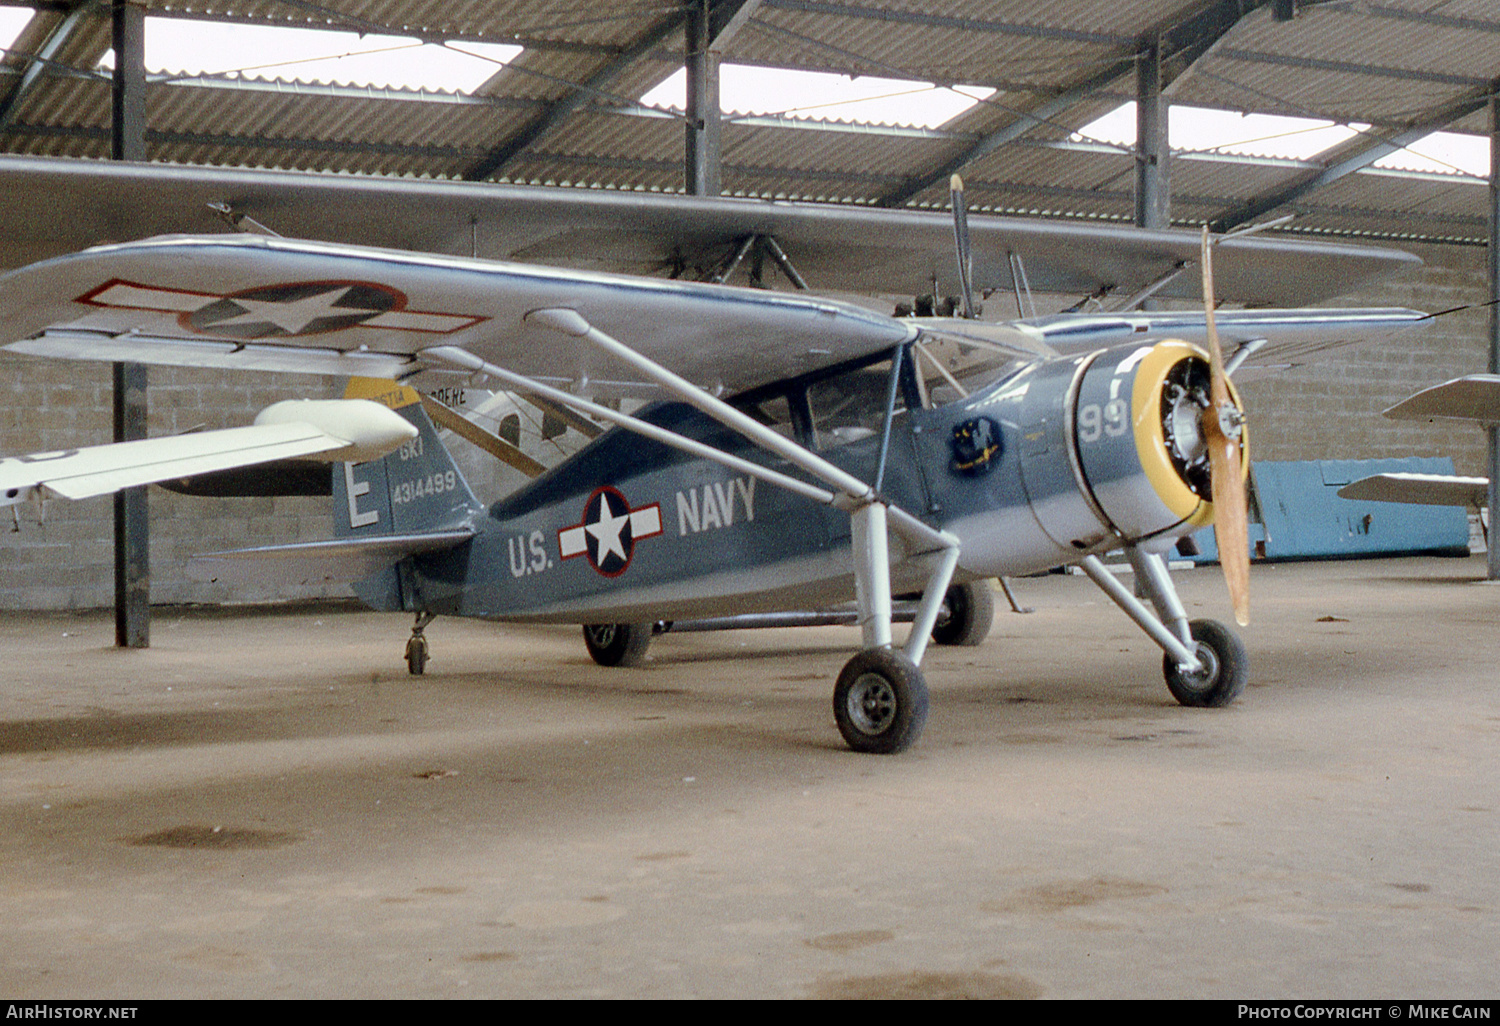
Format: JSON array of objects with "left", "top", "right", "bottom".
[{"left": 909, "top": 327, "right": 1037, "bottom": 407}]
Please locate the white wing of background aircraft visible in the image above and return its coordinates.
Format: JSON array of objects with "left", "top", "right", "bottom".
[
  {"left": 1338, "top": 376, "right": 1500, "bottom": 531},
  {"left": 1, "top": 398, "right": 414, "bottom": 509}
]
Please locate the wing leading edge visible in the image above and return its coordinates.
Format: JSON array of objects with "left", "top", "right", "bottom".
[
  {"left": 1337, "top": 473, "right": 1489, "bottom": 508},
  {"left": 1339, "top": 375, "right": 1500, "bottom": 510},
  {"left": 0, "top": 234, "right": 917, "bottom": 395},
  {"left": 0, "top": 233, "right": 1427, "bottom": 396}
]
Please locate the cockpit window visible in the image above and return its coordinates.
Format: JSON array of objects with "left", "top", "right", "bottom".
[
  {"left": 743, "top": 393, "right": 797, "bottom": 440},
  {"left": 807, "top": 357, "right": 906, "bottom": 449}
]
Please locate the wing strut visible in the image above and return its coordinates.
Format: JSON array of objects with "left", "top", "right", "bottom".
[{"left": 423, "top": 315, "right": 959, "bottom": 666}]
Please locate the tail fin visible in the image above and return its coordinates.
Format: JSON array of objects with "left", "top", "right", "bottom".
[{"left": 333, "top": 378, "right": 482, "bottom": 538}]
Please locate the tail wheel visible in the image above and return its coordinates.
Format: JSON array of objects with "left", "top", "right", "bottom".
[
  {"left": 405, "top": 634, "right": 428, "bottom": 676},
  {"left": 931, "top": 581, "right": 995, "bottom": 647},
  {"left": 1163, "top": 618, "right": 1248, "bottom": 707},
  {"left": 582, "top": 622, "right": 653, "bottom": 667},
  {"left": 833, "top": 648, "right": 929, "bottom": 754}
]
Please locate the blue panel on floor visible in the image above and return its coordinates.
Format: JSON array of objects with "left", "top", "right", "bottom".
[{"left": 1187, "top": 457, "right": 1470, "bottom": 562}]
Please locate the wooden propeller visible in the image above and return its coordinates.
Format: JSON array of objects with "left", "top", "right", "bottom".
[
  {"left": 950, "top": 175, "right": 977, "bottom": 319},
  {"left": 1200, "top": 225, "right": 1250, "bottom": 627}
]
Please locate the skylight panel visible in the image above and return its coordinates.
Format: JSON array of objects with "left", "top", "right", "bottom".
[
  {"left": 0, "top": 8, "right": 32, "bottom": 49},
  {"left": 1075, "top": 103, "right": 1367, "bottom": 161},
  {"left": 1371, "top": 131, "right": 1489, "bottom": 178},
  {"left": 120, "top": 18, "right": 519, "bottom": 93},
  {"left": 641, "top": 65, "right": 994, "bottom": 128}
]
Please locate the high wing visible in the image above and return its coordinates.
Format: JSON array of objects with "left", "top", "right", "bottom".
[
  {"left": 0, "top": 155, "right": 1418, "bottom": 308},
  {"left": 0, "top": 234, "right": 916, "bottom": 395},
  {"left": 0, "top": 232, "right": 1424, "bottom": 397},
  {"left": 0, "top": 398, "right": 416, "bottom": 507},
  {"left": 1010, "top": 307, "right": 1429, "bottom": 379}
]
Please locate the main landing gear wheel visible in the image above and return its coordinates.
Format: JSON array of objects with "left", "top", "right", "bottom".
[
  {"left": 931, "top": 581, "right": 995, "bottom": 647},
  {"left": 833, "top": 648, "right": 930, "bottom": 755},
  {"left": 1163, "top": 618, "right": 1248, "bottom": 708},
  {"left": 582, "top": 622, "right": 653, "bottom": 667}
]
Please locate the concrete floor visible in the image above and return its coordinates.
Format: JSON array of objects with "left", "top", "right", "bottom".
[{"left": 1, "top": 555, "right": 1496, "bottom": 999}]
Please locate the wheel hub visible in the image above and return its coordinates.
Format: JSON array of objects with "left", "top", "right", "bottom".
[
  {"left": 1176, "top": 641, "right": 1221, "bottom": 690},
  {"left": 845, "top": 673, "right": 898, "bottom": 734}
]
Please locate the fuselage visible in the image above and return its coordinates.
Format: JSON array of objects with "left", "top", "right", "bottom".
[{"left": 375, "top": 334, "right": 1229, "bottom": 627}]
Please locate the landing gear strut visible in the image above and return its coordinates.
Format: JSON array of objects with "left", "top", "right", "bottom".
[
  {"left": 405, "top": 610, "right": 435, "bottom": 676},
  {"left": 827, "top": 501, "right": 958, "bottom": 754}
]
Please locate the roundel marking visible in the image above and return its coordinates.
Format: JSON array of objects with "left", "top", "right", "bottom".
[
  {"left": 182, "top": 280, "right": 403, "bottom": 339},
  {"left": 558, "top": 486, "right": 664, "bottom": 578}
]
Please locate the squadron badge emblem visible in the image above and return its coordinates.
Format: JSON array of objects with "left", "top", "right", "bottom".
[{"left": 949, "top": 416, "right": 1003, "bottom": 476}]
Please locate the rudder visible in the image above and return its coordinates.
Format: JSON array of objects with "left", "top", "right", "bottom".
[{"left": 333, "top": 377, "right": 482, "bottom": 539}]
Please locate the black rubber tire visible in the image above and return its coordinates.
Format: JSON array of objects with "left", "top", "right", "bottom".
[
  {"left": 833, "top": 648, "right": 929, "bottom": 754},
  {"left": 405, "top": 635, "right": 428, "bottom": 676},
  {"left": 582, "top": 622, "right": 653, "bottom": 667},
  {"left": 931, "top": 581, "right": 995, "bottom": 647},
  {"left": 1163, "top": 619, "right": 1248, "bottom": 708}
]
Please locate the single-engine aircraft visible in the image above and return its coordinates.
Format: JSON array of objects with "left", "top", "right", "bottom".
[{"left": 0, "top": 158, "right": 1428, "bottom": 754}]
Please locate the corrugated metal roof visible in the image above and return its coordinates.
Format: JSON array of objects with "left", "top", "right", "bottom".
[{"left": 0, "top": 0, "right": 1492, "bottom": 243}]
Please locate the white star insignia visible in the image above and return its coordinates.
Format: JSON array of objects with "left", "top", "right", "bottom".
[
  {"left": 585, "top": 495, "right": 631, "bottom": 565},
  {"left": 213, "top": 286, "right": 372, "bottom": 334}
]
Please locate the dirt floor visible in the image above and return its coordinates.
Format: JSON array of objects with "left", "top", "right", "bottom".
[{"left": 0, "top": 555, "right": 1496, "bottom": 999}]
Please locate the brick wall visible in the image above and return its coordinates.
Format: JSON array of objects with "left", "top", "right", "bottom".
[
  {"left": 0, "top": 239, "right": 1492, "bottom": 610},
  {"left": 1239, "top": 242, "right": 1493, "bottom": 475}
]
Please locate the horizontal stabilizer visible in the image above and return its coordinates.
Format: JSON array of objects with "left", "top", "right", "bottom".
[
  {"left": 1337, "top": 472, "right": 1489, "bottom": 508},
  {"left": 187, "top": 529, "right": 474, "bottom": 587},
  {"left": 1384, "top": 375, "right": 1500, "bottom": 423}
]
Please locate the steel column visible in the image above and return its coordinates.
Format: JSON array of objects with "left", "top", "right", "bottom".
[
  {"left": 685, "top": 1, "right": 722, "bottom": 197},
  {"left": 112, "top": 0, "right": 148, "bottom": 647},
  {"left": 1135, "top": 35, "right": 1170, "bottom": 232},
  {"left": 1488, "top": 95, "right": 1499, "bottom": 580}
]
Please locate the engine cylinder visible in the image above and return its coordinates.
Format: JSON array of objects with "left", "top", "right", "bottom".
[{"left": 1017, "top": 339, "right": 1245, "bottom": 555}]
